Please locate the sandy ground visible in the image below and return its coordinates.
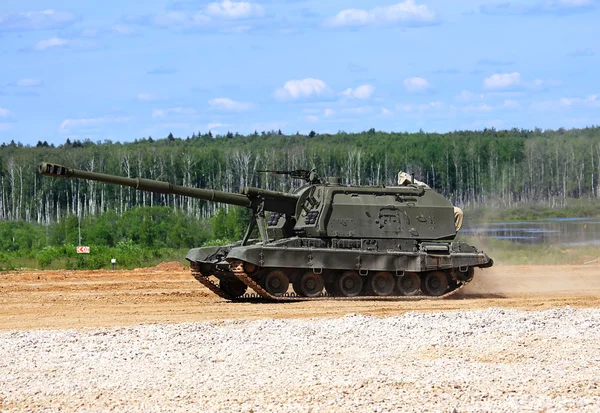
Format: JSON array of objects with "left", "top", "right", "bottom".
[{"left": 1, "top": 262, "right": 600, "bottom": 331}]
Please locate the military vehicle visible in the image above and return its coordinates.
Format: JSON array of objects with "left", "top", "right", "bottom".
[{"left": 39, "top": 161, "right": 493, "bottom": 301}]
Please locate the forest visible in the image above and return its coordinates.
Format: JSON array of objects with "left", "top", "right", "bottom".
[{"left": 2, "top": 126, "right": 600, "bottom": 226}]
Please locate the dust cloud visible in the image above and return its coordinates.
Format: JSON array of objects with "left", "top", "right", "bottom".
[{"left": 460, "top": 265, "right": 600, "bottom": 296}]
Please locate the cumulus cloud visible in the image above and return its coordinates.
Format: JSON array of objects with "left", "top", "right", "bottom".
[
  {"left": 139, "top": 1, "right": 265, "bottom": 31},
  {"left": 535, "top": 94, "right": 600, "bottom": 110},
  {"left": 403, "top": 77, "right": 432, "bottom": 93},
  {"left": 0, "top": 9, "right": 75, "bottom": 31},
  {"left": 59, "top": 116, "right": 132, "bottom": 132},
  {"left": 324, "top": 0, "right": 438, "bottom": 29},
  {"left": 483, "top": 72, "right": 521, "bottom": 90},
  {"left": 208, "top": 97, "right": 254, "bottom": 111},
  {"left": 152, "top": 11, "right": 210, "bottom": 28},
  {"left": 207, "top": 122, "right": 230, "bottom": 129},
  {"left": 341, "top": 84, "right": 375, "bottom": 99},
  {"left": 152, "top": 107, "right": 197, "bottom": 119},
  {"left": 398, "top": 101, "right": 446, "bottom": 113},
  {"left": 16, "top": 78, "right": 42, "bottom": 87},
  {"left": 274, "top": 78, "right": 331, "bottom": 101},
  {"left": 0, "top": 108, "right": 13, "bottom": 118},
  {"left": 205, "top": 1, "right": 265, "bottom": 19},
  {"left": 33, "top": 37, "right": 68, "bottom": 51}
]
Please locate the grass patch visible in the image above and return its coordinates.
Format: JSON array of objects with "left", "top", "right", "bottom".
[{"left": 459, "top": 235, "right": 600, "bottom": 265}]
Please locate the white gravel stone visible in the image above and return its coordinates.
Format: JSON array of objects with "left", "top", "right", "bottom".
[{"left": 1, "top": 307, "right": 600, "bottom": 412}]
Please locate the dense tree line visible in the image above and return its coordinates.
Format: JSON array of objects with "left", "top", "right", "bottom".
[
  {"left": 0, "top": 206, "right": 249, "bottom": 270},
  {"left": 1, "top": 126, "right": 600, "bottom": 225}
]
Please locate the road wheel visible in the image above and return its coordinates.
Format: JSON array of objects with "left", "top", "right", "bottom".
[
  {"left": 336, "top": 271, "right": 363, "bottom": 297},
  {"left": 421, "top": 271, "right": 449, "bottom": 297},
  {"left": 366, "top": 272, "right": 395, "bottom": 296},
  {"left": 262, "top": 270, "right": 290, "bottom": 296},
  {"left": 396, "top": 272, "right": 421, "bottom": 296},
  {"left": 219, "top": 278, "right": 247, "bottom": 298},
  {"left": 293, "top": 271, "right": 325, "bottom": 297}
]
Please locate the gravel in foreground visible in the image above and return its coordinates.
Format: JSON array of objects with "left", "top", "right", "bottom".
[{"left": 1, "top": 307, "right": 599, "bottom": 412}]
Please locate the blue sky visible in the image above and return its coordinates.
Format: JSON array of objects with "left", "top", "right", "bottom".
[{"left": 0, "top": 0, "right": 599, "bottom": 146}]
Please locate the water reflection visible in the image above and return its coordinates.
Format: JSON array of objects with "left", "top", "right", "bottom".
[{"left": 461, "top": 218, "right": 600, "bottom": 245}]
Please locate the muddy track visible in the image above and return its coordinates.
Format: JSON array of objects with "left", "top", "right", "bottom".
[{"left": 1, "top": 263, "right": 600, "bottom": 331}]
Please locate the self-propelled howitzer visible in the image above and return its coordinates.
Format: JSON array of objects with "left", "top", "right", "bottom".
[{"left": 39, "top": 161, "right": 493, "bottom": 301}]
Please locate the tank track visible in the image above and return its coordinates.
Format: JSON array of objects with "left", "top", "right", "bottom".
[
  {"left": 191, "top": 271, "right": 236, "bottom": 301},
  {"left": 191, "top": 262, "right": 471, "bottom": 301},
  {"left": 227, "top": 260, "right": 470, "bottom": 302}
]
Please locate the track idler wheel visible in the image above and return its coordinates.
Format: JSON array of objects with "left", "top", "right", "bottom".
[
  {"left": 293, "top": 271, "right": 325, "bottom": 297},
  {"left": 396, "top": 272, "right": 421, "bottom": 296},
  {"left": 366, "top": 272, "right": 395, "bottom": 296},
  {"left": 336, "top": 271, "right": 363, "bottom": 297},
  {"left": 421, "top": 271, "right": 449, "bottom": 297},
  {"left": 220, "top": 278, "right": 248, "bottom": 298},
  {"left": 262, "top": 270, "right": 290, "bottom": 296}
]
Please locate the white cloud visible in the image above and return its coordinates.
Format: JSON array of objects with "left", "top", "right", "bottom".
[
  {"left": 483, "top": 72, "right": 521, "bottom": 90},
  {"left": 0, "top": 108, "right": 13, "bottom": 118},
  {"left": 207, "top": 122, "right": 230, "bottom": 129},
  {"left": 0, "top": 10, "right": 75, "bottom": 31},
  {"left": 324, "top": 108, "right": 335, "bottom": 117},
  {"left": 16, "top": 78, "right": 42, "bottom": 87},
  {"left": 152, "top": 11, "right": 210, "bottom": 28},
  {"left": 34, "top": 37, "right": 68, "bottom": 51},
  {"left": 341, "top": 84, "right": 375, "bottom": 99},
  {"left": 324, "top": 0, "right": 438, "bottom": 29},
  {"left": 306, "top": 115, "right": 320, "bottom": 122},
  {"left": 205, "top": 1, "right": 265, "bottom": 19},
  {"left": 274, "top": 78, "right": 330, "bottom": 101},
  {"left": 528, "top": 78, "right": 563, "bottom": 90},
  {"left": 149, "top": 1, "right": 263, "bottom": 30},
  {"left": 152, "top": 107, "right": 197, "bottom": 119},
  {"left": 535, "top": 94, "right": 600, "bottom": 111},
  {"left": 380, "top": 108, "right": 393, "bottom": 116},
  {"left": 208, "top": 97, "right": 254, "bottom": 111},
  {"left": 397, "top": 101, "right": 447, "bottom": 113},
  {"left": 403, "top": 77, "right": 431, "bottom": 93},
  {"left": 59, "top": 116, "right": 132, "bottom": 132}
]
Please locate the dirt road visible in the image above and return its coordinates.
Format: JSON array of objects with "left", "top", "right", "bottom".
[{"left": 1, "top": 262, "right": 600, "bottom": 331}]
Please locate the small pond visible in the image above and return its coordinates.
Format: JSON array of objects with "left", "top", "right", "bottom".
[{"left": 461, "top": 218, "right": 600, "bottom": 246}]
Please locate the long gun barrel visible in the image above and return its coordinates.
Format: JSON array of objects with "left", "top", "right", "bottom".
[{"left": 39, "top": 162, "right": 298, "bottom": 214}]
